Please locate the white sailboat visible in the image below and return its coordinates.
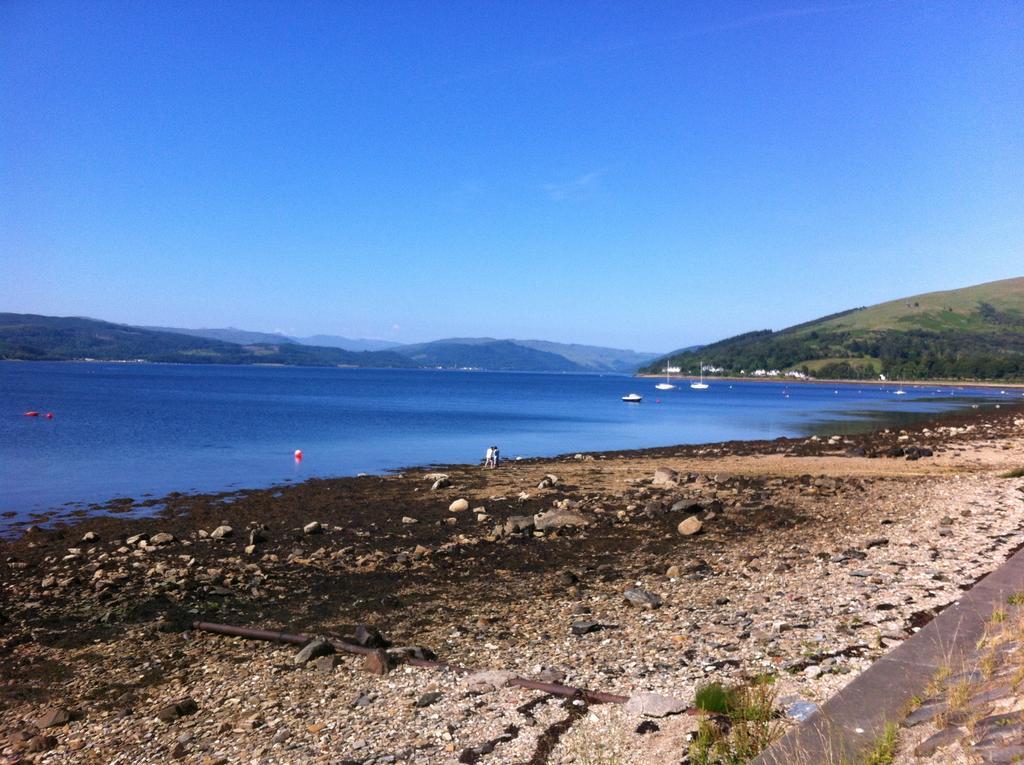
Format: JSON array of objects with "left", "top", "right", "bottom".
[
  {"left": 690, "top": 362, "right": 709, "bottom": 390},
  {"left": 655, "top": 365, "right": 676, "bottom": 390}
]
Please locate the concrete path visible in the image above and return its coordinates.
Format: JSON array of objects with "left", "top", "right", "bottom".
[{"left": 753, "top": 544, "right": 1024, "bottom": 764}]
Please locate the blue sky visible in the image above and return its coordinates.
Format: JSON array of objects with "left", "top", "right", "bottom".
[{"left": 2, "top": 1, "right": 1022, "bottom": 351}]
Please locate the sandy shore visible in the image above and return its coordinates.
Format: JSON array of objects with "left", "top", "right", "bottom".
[{"left": 1, "top": 403, "right": 1023, "bottom": 764}]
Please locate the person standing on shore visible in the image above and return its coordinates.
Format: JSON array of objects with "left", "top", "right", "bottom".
[
  {"left": 492, "top": 446, "right": 500, "bottom": 468},
  {"left": 484, "top": 446, "right": 494, "bottom": 468}
]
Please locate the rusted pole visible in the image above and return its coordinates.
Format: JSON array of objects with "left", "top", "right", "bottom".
[{"left": 191, "top": 620, "right": 629, "bottom": 704}]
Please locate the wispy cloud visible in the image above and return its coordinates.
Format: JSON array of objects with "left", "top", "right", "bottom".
[
  {"left": 433, "top": 2, "right": 886, "bottom": 88},
  {"left": 541, "top": 169, "right": 606, "bottom": 202}
]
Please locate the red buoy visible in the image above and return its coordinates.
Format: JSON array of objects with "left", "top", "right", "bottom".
[
  {"left": 294, "top": 449, "right": 303, "bottom": 461},
  {"left": 46, "top": 413, "right": 54, "bottom": 419},
  {"left": 23, "top": 411, "right": 39, "bottom": 417}
]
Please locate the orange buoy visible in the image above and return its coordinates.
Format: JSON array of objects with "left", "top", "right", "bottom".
[
  {"left": 24, "top": 411, "right": 39, "bottom": 417},
  {"left": 294, "top": 449, "right": 303, "bottom": 461}
]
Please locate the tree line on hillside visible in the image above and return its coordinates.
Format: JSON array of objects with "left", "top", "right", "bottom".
[{"left": 646, "top": 325, "right": 1024, "bottom": 381}]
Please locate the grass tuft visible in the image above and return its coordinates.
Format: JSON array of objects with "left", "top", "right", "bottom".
[
  {"left": 861, "top": 723, "right": 898, "bottom": 765},
  {"left": 688, "top": 678, "right": 783, "bottom": 764}
]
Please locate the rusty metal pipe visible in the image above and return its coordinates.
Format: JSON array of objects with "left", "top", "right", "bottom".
[{"left": 191, "top": 620, "right": 628, "bottom": 704}]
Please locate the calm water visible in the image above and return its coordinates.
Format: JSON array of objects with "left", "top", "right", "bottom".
[{"left": 0, "top": 362, "right": 1014, "bottom": 526}]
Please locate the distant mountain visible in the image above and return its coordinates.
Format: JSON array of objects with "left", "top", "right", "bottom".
[
  {"left": 0, "top": 314, "right": 415, "bottom": 368},
  {"left": 1, "top": 315, "right": 664, "bottom": 373},
  {"left": 145, "top": 326, "right": 298, "bottom": 345},
  {"left": 514, "top": 340, "right": 660, "bottom": 373},
  {"left": 147, "top": 326, "right": 399, "bottom": 352},
  {"left": 394, "top": 337, "right": 659, "bottom": 373},
  {"left": 640, "top": 277, "right": 1024, "bottom": 380},
  {"left": 296, "top": 334, "right": 403, "bottom": 352},
  {"left": 396, "top": 339, "right": 582, "bottom": 372}
]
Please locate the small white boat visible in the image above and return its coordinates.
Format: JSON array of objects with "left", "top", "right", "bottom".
[
  {"left": 655, "top": 365, "right": 676, "bottom": 390},
  {"left": 690, "top": 361, "right": 709, "bottom": 390},
  {"left": 622, "top": 393, "right": 643, "bottom": 402}
]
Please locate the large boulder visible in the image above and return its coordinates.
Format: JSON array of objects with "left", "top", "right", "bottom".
[
  {"left": 652, "top": 467, "right": 679, "bottom": 486},
  {"left": 533, "top": 510, "right": 590, "bottom": 532},
  {"left": 503, "top": 515, "right": 535, "bottom": 535}
]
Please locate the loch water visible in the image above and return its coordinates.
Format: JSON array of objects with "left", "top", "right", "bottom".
[{"left": 0, "top": 362, "right": 1013, "bottom": 527}]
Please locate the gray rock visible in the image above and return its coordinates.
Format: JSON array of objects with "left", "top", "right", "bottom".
[
  {"left": 571, "top": 620, "right": 602, "bottom": 636},
  {"left": 624, "top": 692, "right": 688, "bottom": 718},
  {"left": 465, "top": 670, "right": 516, "bottom": 694},
  {"left": 533, "top": 509, "right": 590, "bottom": 531},
  {"left": 81, "top": 531, "right": 100, "bottom": 543},
  {"left": 785, "top": 700, "right": 819, "bottom": 722},
  {"left": 652, "top": 468, "right": 679, "bottom": 486},
  {"left": 150, "top": 532, "right": 175, "bottom": 545},
  {"left": 303, "top": 521, "right": 322, "bottom": 535},
  {"left": 293, "top": 639, "right": 334, "bottom": 665},
  {"left": 414, "top": 691, "right": 442, "bottom": 708},
  {"left": 210, "top": 526, "right": 233, "bottom": 540},
  {"left": 503, "top": 515, "right": 535, "bottom": 534},
  {"left": 624, "top": 588, "right": 662, "bottom": 610},
  {"left": 430, "top": 477, "right": 451, "bottom": 490},
  {"left": 313, "top": 655, "right": 340, "bottom": 673},
  {"left": 35, "top": 707, "right": 71, "bottom": 728}
]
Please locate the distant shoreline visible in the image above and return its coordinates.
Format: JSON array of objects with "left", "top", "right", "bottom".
[{"left": 634, "top": 373, "right": 1024, "bottom": 390}]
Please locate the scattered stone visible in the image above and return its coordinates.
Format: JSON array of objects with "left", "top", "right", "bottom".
[
  {"left": 624, "top": 692, "right": 688, "bottom": 717},
  {"left": 402, "top": 516, "right": 418, "bottom": 524},
  {"left": 785, "top": 700, "right": 820, "bottom": 722},
  {"left": 677, "top": 516, "right": 703, "bottom": 536},
  {"left": 352, "top": 624, "right": 388, "bottom": 648},
  {"left": 533, "top": 509, "right": 589, "bottom": 531},
  {"left": 293, "top": 639, "right": 334, "bottom": 665},
  {"left": 571, "top": 620, "right": 602, "bottom": 636},
  {"left": 430, "top": 477, "right": 451, "bottom": 490},
  {"left": 157, "top": 697, "right": 198, "bottom": 723},
  {"left": 150, "top": 532, "right": 175, "bottom": 545},
  {"left": 303, "top": 521, "right": 323, "bottom": 535},
  {"left": 81, "top": 531, "right": 99, "bottom": 543},
  {"left": 503, "top": 515, "right": 535, "bottom": 534},
  {"left": 35, "top": 707, "right": 71, "bottom": 728},
  {"left": 652, "top": 467, "right": 679, "bottom": 486},
  {"left": 28, "top": 735, "right": 58, "bottom": 752},
  {"left": 313, "top": 655, "right": 340, "bottom": 673},
  {"left": 210, "top": 526, "right": 233, "bottom": 540},
  {"left": 363, "top": 649, "right": 393, "bottom": 676},
  {"left": 624, "top": 587, "right": 662, "bottom": 609},
  {"left": 414, "top": 691, "right": 442, "bottom": 708},
  {"left": 466, "top": 670, "right": 516, "bottom": 693},
  {"left": 448, "top": 498, "right": 469, "bottom": 512}
]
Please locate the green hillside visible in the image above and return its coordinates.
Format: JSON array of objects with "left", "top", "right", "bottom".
[
  {"left": 641, "top": 277, "right": 1024, "bottom": 381},
  {"left": 0, "top": 314, "right": 415, "bottom": 368}
]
